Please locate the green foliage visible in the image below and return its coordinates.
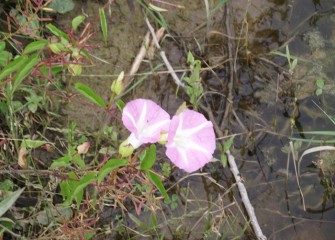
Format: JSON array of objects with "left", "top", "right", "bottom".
[
  {"left": 12, "top": 53, "right": 39, "bottom": 94},
  {"left": 75, "top": 82, "right": 107, "bottom": 108},
  {"left": 97, "top": 159, "right": 128, "bottom": 185},
  {"left": 72, "top": 15, "right": 86, "bottom": 31},
  {"left": 315, "top": 79, "right": 324, "bottom": 96},
  {"left": 218, "top": 136, "right": 234, "bottom": 168},
  {"left": 0, "top": 42, "right": 12, "bottom": 67},
  {"left": 23, "top": 40, "right": 48, "bottom": 54},
  {"left": 146, "top": 171, "right": 169, "bottom": 200},
  {"left": 183, "top": 51, "right": 203, "bottom": 109},
  {"left": 63, "top": 172, "right": 96, "bottom": 206},
  {"left": 48, "top": 0, "right": 75, "bottom": 14},
  {"left": 164, "top": 193, "right": 178, "bottom": 210},
  {"left": 0, "top": 188, "right": 24, "bottom": 217},
  {"left": 99, "top": 8, "right": 108, "bottom": 44},
  {"left": 139, "top": 144, "right": 157, "bottom": 170}
]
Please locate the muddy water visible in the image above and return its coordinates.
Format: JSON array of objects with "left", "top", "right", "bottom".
[{"left": 57, "top": 0, "right": 335, "bottom": 239}]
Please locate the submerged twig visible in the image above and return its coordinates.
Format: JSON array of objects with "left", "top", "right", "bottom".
[{"left": 203, "top": 104, "right": 267, "bottom": 240}]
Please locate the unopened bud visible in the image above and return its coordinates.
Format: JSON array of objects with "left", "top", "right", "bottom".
[
  {"left": 119, "top": 138, "right": 135, "bottom": 157},
  {"left": 158, "top": 132, "right": 168, "bottom": 145},
  {"left": 111, "top": 71, "right": 124, "bottom": 95}
]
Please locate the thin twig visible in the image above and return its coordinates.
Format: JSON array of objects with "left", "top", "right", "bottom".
[
  {"left": 203, "top": 104, "right": 266, "bottom": 240},
  {"left": 145, "top": 17, "right": 185, "bottom": 88}
]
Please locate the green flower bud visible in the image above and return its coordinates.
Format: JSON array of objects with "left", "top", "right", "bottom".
[
  {"left": 111, "top": 71, "right": 124, "bottom": 95},
  {"left": 119, "top": 138, "right": 135, "bottom": 157},
  {"left": 158, "top": 132, "right": 168, "bottom": 145}
]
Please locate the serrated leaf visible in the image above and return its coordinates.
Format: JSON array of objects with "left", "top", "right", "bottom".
[
  {"left": 97, "top": 159, "right": 128, "bottom": 185},
  {"left": 140, "top": 144, "right": 156, "bottom": 170},
  {"left": 12, "top": 53, "right": 39, "bottom": 93},
  {"left": 99, "top": 8, "right": 108, "bottom": 43},
  {"left": 0, "top": 55, "right": 28, "bottom": 82},
  {"left": 0, "top": 188, "right": 24, "bottom": 217},
  {"left": 75, "top": 82, "right": 106, "bottom": 108},
  {"left": 146, "top": 171, "right": 169, "bottom": 200},
  {"left": 23, "top": 40, "right": 48, "bottom": 54},
  {"left": 46, "top": 24, "right": 69, "bottom": 40},
  {"left": 72, "top": 15, "right": 85, "bottom": 31}
]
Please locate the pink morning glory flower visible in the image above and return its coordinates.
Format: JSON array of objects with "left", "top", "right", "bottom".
[
  {"left": 122, "top": 99, "right": 170, "bottom": 149},
  {"left": 165, "top": 109, "right": 216, "bottom": 173}
]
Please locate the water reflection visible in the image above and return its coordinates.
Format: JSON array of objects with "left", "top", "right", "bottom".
[{"left": 228, "top": 0, "right": 335, "bottom": 239}]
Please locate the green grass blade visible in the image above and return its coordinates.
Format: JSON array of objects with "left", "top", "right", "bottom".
[
  {"left": 99, "top": 8, "right": 108, "bottom": 43},
  {"left": 12, "top": 53, "right": 39, "bottom": 93},
  {"left": 75, "top": 82, "right": 106, "bottom": 108}
]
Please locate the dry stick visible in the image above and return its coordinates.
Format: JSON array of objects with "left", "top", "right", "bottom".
[
  {"left": 145, "top": 17, "right": 185, "bottom": 88},
  {"left": 204, "top": 105, "right": 267, "bottom": 240}
]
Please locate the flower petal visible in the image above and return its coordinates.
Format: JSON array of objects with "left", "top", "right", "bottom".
[
  {"left": 122, "top": 99, "right": 171, "bottom": 147},
  {"left": 166, "top": 110, "right": 216, "bottom": 172}
]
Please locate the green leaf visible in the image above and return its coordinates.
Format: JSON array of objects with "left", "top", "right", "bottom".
[
  {"left": 146, "top": 171, "right": 169, "bottom": 200},
  {"left": 73, "top": 154, "right": 85, "bottom": 168},
  {"left": 128, "top": 213, "right": 146, "bottom": 228},
  {"left": 12, "top": 53, "right": 39, "bottom": 93},
  {"left": 97, "top": 159, "right": 128, "bottom": 185},
  {"left": 148, "top": 3, "right": 168, "bottom": 12},
  {"left": 75, "top": 82, "right": 106, "bottom": 108},
  {"left": 50, "top": 155, "right": 72, "bottom": 168},
  {"left": 140, "top": 144, "right": 156, "bottom": 170},
  {"left": 48, "top": 0, "right": 75, "bottom": 14},
  {"left": 23, "top": 40, "right": 48, "bottom": 54},
  {"left": 115, "top": 99, "right": 125, "bottom": 112},
  {"left": 0, "top": 55, "right": 28, "bottom": 82},
  {"left": 315, "top": 88, "right": 323, "bottom": 96},
  {"left": 99, "top": 8, "right": 108, "bottom": 43},
  {"left": 0, "top": 51, "right": 12, "bottom": 67},
  {"left": 223, "top": 136, "right": 234, "bottom": 152},
  {"left": 46, "top": 24, "right": 69, "bottom": 40},
  {"left": 0, "top": 41, "right": 5, "bottom": 52},
  {"left": 0, "top": 188, "right": 24, "bottom": 217},
  {"left": 220, "top": 154, "right": 227, "bottom": 168},
  {"left": 40, "top": 65, "right": 64, "bottom": 75},
  {"left": 316, "top": 79, "right": 324, "bottom": 88},
  {"left": 21, "top": 139, "right": 47, "bottom": 149},
  {"left": 72, "top": 15, "right": 85, "bottom": 31},
  {"left": 65, "top": 173, "right": 96, "bottom": 206}
]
